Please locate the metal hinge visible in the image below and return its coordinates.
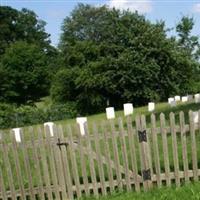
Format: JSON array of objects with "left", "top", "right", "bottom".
[
  {"left": 138, "top": 130, "right": 147, "bottom": 142},
  {"left": 142, "top": 169, "right": 151, "bottom": 181},
  {"left": 57, "top": 138, "right": 68, "bottom": 150}
]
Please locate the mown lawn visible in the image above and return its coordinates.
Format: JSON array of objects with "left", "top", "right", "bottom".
[
  {"left": 56, "top": 101, "right": 200, "bottom": 129},
  {"left": 82, "top": 182, "right": 200, "bottom": 200}
]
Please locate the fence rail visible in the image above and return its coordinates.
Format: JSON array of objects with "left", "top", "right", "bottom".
[{"left": 0, "top": 110, "right": 200, "bottom": 199}]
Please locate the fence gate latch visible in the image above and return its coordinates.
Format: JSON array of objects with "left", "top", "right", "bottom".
[
  {"left": 138, "top": 130, "right": 147, "bottom": 142},
  {"left": 142, "top": 169, "right": 151, "bottom": 181},
  {"left": 57, "top": 138, "right": 68, "bottom": 150}
]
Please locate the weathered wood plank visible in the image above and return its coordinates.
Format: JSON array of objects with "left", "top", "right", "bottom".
[
  {"left": 170, "top": 112, "right": 180, "bottom": 187},
  {"left": 101, "top": 121, "right": 114, "bottom": 192},
  {"left": 20, "top": 129, "right": 35, "bottom": 200},
  {"left": 0, "top": 133, "right": 7, "bottom": 200},
  {"left": 52, "top": 125, "right": 68, "bottom": 199},
  {"left": 135, "top": 115, "right": 148, "bottom": 191},
  {"left": 160, "top": 113, "right": 171, "bottom": 186},
  {"left": 37, "top": 127, "right": 53, "bottom": 200},
  {"left": 110, "top": 119, "right": 123, "bottom": 189},
  {"left": 57, "top": 125, "right": 74, "bottom": 199},
  {"left": 29, "top": 127, "right": 45, "bottom": 200},
  {"left": 118, "top": 118, "right": 131, "bottom": 191},
  {"left": 141, "top": 115, "right": 153, "bottom": 190},
  {"left": 126, "top": 116, "right": 140, "bottom": 192},
  {"left": 151, "top": 114, "right": 161, "bottom": 187},
  {"left": 93, "top": 123, "right": 107, "bottom": 195},
  {"left": 45, "top": 126, "right": 60, "bottom": 199},
  {"left": 10, "top": 130, "right": 26, "bottom": 200},
  {"left": 179, "top": 111, "right": 189, "bottom": 183},
  {"left": 84, "top": 123, "right": 99, "bottom": 197},
  {"left": 189, "top": 111, "right": 198, "bottom": 181},
  {"left": 76, "top": 124, "right": 90, "bottom": 195},
  {"left": 67, "top": 125, "right": 82, "bottom": 198}
]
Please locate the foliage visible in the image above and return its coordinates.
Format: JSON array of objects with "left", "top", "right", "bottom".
[
  {"left": 0, "top": 6, "right": 50, "bottom": 56},
  {"left": 0, "top": 102, "right": 78, "bottom": 129},
  {"left": 0, "top": 41, "right": 50, "bottom": 104},
  {"left": 176, "top": 16, "right": 200, "bottom": 93},
  {"left": 0, "top": 6, "right": 60, "bottom": 104},
  {"left": 176, "top": 16, "right": 200, "bottom": 60},
  {"left": 53, "top": 4, "right": 197, "bottom": 114}
]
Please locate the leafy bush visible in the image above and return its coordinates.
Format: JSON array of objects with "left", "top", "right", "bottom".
[{"left": 0, "top": 102, "right": 78, "bottom": 129}]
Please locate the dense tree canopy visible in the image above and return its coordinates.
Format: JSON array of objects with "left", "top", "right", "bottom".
[
  {"left": 51, "top": 4, "right": 198, "bottom": 114},
  {"left": 0, "top": 6, "right": 59, "bottom": 104},
  {"left": 0, "top": 4, "right": 200, "bottom": 116},
  {"left": 0, "top": 41, "right": 50, "bottom": 104},
  {"left": 0, "top": 6, "right": 51, "bottom": 55}
]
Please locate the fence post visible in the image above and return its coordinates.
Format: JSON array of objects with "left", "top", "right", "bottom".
[{"left": 135, "top": 115, "right": 152, "bottom": 191}]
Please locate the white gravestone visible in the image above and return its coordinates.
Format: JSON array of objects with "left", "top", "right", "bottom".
[
  {"left": 148, "top": 102, "right": 155, "bottom": 112},
  {"left": 106, "top": 107, "right": 115, "bottom": 119},
  {"left": 12, "top": 128, "right": 21, "bottom": 142},
  {"left": 123, "top": 103, "right": 133, "bottom": 116},
  {"left": 44, "top": 122, "right": 54, "bottom": 136},
  {"left": 181, "top": 96, "right": 188, "bottom": 102},
  {"left": 193, "top": 112, "right": 199, "bottom": 123},
  {"left": 187, "top": 95, "right": 193, "bottom": 101},
  {"left": 76, "top": 117, "right": 87, "bottom": 136},
  {"left": 194, "top": 94, "right": 200, "bottom": 103},
  {"left": 170, "top": 100, "right": 176, "bottom": 107},
  {"left": 174, "top": 96, "right": 181, "bottom": 101},
  {"left": 168, "top": 97, "right": 174, "bottom": 104}
]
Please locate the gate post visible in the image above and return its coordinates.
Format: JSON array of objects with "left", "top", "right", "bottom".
[{"left": 135, "top": 115, "right": 152, "bottom": 191}]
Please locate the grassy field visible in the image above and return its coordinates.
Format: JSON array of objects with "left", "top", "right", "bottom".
[
  {"left": 35, "top": 97, "right": 200, "bottom": 128},
  {"left": 55, "top": 101, "right": 200, "bottom": 129},
  {"left": 82, "top": 182, "right": 200, "bottom": 200}
]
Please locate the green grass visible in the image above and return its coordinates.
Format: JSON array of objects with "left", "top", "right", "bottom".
[
  {"left": 56, "top": 101, "right": 200, "bottom": 129},
  {"left": 82, "top": 182, "right": 200, "bottom": 200}
]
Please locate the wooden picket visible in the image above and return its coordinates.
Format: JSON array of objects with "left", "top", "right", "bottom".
[
  {"left": 179, "top": 111, "right": 189, "bottom": 183},
  {"left": 1, "top": 110, "right": 200, "bottom": 199}
]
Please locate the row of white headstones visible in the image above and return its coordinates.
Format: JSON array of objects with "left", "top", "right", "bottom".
[{"left": 12, "top": 93, "right": 200, "bottom": 142}]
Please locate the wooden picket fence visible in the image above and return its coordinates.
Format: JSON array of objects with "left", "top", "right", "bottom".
[{"left": 1, "top": 110, "right": 200, "bottom": 199}]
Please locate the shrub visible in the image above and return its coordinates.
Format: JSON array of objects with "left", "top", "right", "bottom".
[{"left": 0, "top": 102, "right": 78, "bottom": 129}]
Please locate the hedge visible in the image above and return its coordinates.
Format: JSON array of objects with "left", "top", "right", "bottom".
[{"left": 0, "top": 102, "right": 78, "bottom": 129}]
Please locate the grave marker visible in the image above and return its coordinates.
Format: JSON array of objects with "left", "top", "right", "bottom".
[
  {"left": 193, "top": 112, "right": 199, "bottom": 123},
  {"left": 106, "top": 107, "right": 115, "bottom": 119},
  {"left": 174, "top": 96, "right": 180, "bottom": 101},
  {"left": 12, "top": 128, "right": 21, "bottom": 142},
  {"left": 44, "top": 122, "right": 54, "bottom": 136},
  {"left": 181, "top": 96, "right": 188, "bottom": 102},
  {"left": 148, "top": 102, "right": 155, "bottom": 112},
  {"left": 187, "top": 95, "right": 193, "bottom": 101},
  {"left": 168, "top": 97, "right": 174, "bottom": 104},
  {"left": 170, "top": 100, "right": 176, "bottom": 107},
  {"left": 123, "top": 103, "right": 133, "bottom": 116},
  {"left": 76, "top": 117, "right": 87, "bottom": 136},
  {"left": 194, "top": 94, "right": 200, "bottom": 103}
]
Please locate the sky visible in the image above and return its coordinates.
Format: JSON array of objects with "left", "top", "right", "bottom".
[{"left": 0, "top": 0, "right": 200, "bottom": 46}]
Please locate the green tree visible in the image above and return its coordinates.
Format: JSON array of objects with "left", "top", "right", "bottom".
[
  {"left": 0, "top": 6, "right": 60, "bottom": 104},
  {"left": 0, "top": 6, "right": 51, "bottom": 55},
  {"left": 53, "top": 4, "right": 196, "bottom": 114},
  {"left": 0, "top": 41, "right": 50, "bottom": 104},
  {"left": 176, "top": 16, "right": 200, "bottom": 92},
  {"left": 176, "top": 16, "right": 200, "bottom": 60}
]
